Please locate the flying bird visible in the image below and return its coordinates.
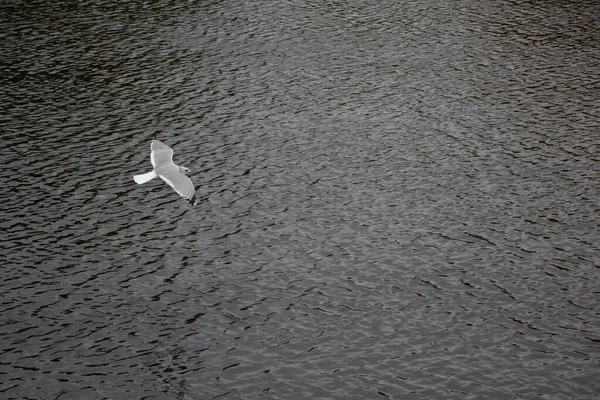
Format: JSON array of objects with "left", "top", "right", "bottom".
[{"left": 133, "top": 139, "right": 196, "bottom": 205}]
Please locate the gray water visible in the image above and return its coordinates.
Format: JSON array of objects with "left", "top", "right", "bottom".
[{"left": 1, "top": 0, "right": 599, "bottom": 399}]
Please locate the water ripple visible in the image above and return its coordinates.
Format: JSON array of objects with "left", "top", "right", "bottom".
[{"left": 1, "top": 0, "right": 599, "bottom": 399}]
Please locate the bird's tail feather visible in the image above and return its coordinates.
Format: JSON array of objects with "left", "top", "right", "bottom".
[{"left": 133, "top": 171, "right": 158, "bottom": 184}]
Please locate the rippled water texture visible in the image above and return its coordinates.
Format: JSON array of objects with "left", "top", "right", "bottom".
[{"left": 1, "top": 0, "right": 599, "bottom": 399}]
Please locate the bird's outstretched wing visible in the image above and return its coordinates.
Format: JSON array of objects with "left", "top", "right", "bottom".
[
  {"left": 151, "top": 139, "right": 174, "bottom": 169},
  {"left": 157, "top": 166, "right": 196, "bottom": 204}
]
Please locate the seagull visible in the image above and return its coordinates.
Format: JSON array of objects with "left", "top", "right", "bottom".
[{"left": 133, "top": 139, "right": 196, "bottom": 205}]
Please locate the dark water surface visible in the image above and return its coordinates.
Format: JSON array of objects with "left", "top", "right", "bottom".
[{"left": 1, "top": 0, "right": 599, "bottom": 399}]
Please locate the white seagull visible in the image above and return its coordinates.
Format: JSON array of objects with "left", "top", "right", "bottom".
[{"left": 133, "top": 139, "right": 196, "bottom": 204}]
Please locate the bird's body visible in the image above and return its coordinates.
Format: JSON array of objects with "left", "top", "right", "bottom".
[{"left": 133, "top": 139, "right": 196, "bottom": 204}]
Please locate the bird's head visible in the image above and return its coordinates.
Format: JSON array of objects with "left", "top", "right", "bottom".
[{"left": 179, "top": 166, "right": 192, "bottom": 175}]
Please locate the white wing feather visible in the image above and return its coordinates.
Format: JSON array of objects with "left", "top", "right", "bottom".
[
  {"left": 150, "top": 140, "right": 174, "bottom": 169},
  {"left": 135, "top": 139, "right": 196, "bottom": 204},
  {"left": 158, "top": 167, "right": 196, "bottom": 203}
]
